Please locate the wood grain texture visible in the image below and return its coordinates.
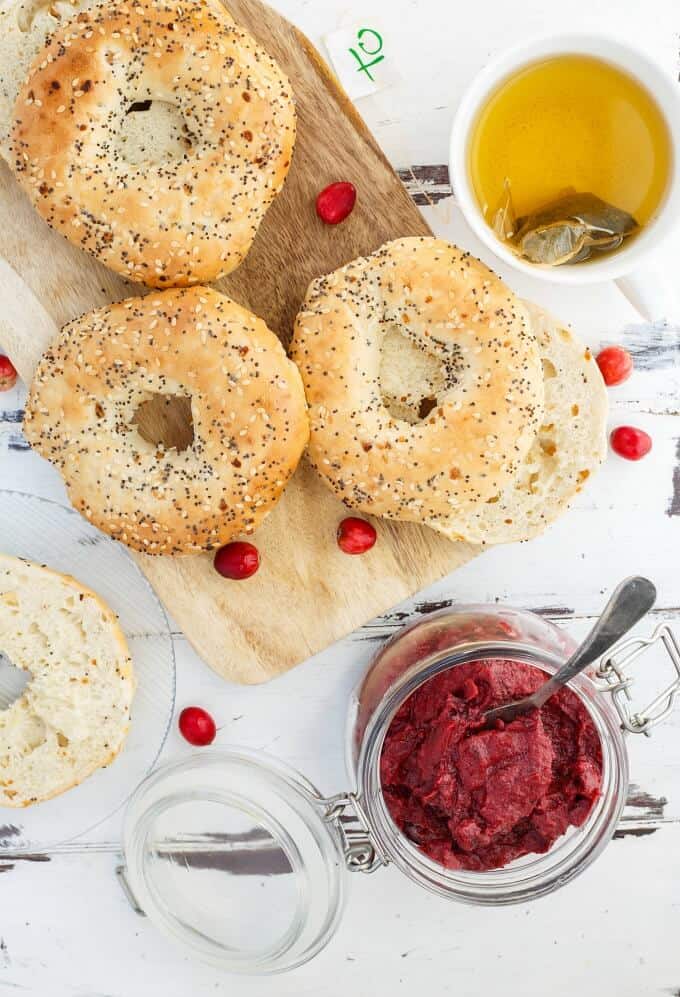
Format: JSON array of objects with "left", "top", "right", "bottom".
[{"left": 0, "top": 0, "right": 478, "bottom": 684}]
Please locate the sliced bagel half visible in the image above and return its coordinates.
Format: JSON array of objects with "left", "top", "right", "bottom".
[{"left": 429, "top": 302, "right": 608, "bottom": 545}]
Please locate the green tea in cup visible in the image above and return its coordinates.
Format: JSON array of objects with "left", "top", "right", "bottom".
[{"left": 468, "top": 54, "right": 672, "bottom": 265}]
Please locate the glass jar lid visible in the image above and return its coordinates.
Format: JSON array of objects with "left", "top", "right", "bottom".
[{"left": 121, "top": 750, "right": 347, "bottom": 975}]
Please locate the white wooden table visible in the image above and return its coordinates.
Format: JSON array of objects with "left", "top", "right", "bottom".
[{"left": 1, "top": 0, "right": 679, "bottom": 993}]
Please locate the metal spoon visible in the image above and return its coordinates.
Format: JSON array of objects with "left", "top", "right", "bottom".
[{"left": 483, "top": 576, "right": 657, "bottom": 726}]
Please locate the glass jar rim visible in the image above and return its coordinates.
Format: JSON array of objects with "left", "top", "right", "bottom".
[{"left": 354, "top": 640, "right": 629, "bottom": 905}]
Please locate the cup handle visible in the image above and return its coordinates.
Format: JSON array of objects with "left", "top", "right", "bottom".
[{"left": 615, "top": 256, "right": 680, "bottom": 323}]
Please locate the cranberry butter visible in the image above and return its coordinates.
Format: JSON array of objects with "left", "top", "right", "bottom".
[{"left": 381, "top": 658, "right": 603, "bottom": 871}]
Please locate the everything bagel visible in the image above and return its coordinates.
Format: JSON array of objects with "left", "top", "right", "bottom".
[
  {"left": 10, "top": 0, "right": 296, "bottom": 287},
  {"left": 290, "top": 237, "right": 545, "bottom": 528},
  {"left": 23, "top": 287, "right": 309, "bottom": 554}
]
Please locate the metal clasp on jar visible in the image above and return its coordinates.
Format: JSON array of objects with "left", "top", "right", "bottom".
[
  {"left": 596, "top": 623, "right": 680, "bottom": 736},
  {"left": 322, "top": 793, "right": 387, "bottom": 873}
]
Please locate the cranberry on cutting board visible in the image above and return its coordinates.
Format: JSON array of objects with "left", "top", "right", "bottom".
[
  {"left": 214, "top": 541, "right": 260, "bottom": 579},
  {"left": 316, "top": 181, "right": 356, "bottom": 224},
  {"left": 337, "top": 517, "right": 377, "bottom": 555},
  {"left": 0, "top": 356, "right": 17, "bottom": 391}
]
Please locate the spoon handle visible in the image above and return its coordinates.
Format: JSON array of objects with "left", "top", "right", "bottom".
[{"left": 532, "top": 576, "right": 657, "bottom": 710}]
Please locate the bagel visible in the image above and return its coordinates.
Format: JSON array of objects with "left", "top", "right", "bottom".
[
  {"left": 429, "top": 303, "right": 608, "bottom": 544},
  {"left": 23, "top": 286, "right": 309, "bottom": 554},
  {"left": 0, "top": 0, "right": 92, "bottom": 161},
  {"left": 290, "top": 237, "right": 545, "bottom": 526},
  {"left": 0, "top": 554, "right": 134, "bottom": 807},
  {"left": 9, "top": 0, "right": 296, "bottom": 287}
]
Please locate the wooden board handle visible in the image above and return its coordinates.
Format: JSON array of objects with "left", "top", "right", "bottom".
[{"left": 0, "top": 257, "right": 58, "bottom": 381}]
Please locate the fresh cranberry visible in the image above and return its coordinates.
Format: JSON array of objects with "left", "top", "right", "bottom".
[
  {"left": 178, "top": 706, "right": 216, "bottom": 746},
  {"left": 0, "top": 356, "right": 17, "bottom": 391},
  {"left": 610, "top": 426, "right": 652, "bottom": 461},
  {"left": 337, "top": 516, "right": 377, "bottom": 554},
  {"left": 596, "top": 346, "right": 633, "bottom": 386},
  {"left": 316, "top": 181, "right": 356, "bottom": 225},
  {"left": 214, "top": 541, "right": 260, "bottom": 579}
]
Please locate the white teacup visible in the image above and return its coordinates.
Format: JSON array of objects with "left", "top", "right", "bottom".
[{"left": 449, "top": 34, "right": 680, "bottom": 319}]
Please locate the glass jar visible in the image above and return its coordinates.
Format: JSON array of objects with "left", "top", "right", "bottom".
[
  {"left": 119, "top": 604, "right": 680, "bottom": 975},
  {"left": 347, "top": 604, "right": 623, "bottom": 906}
]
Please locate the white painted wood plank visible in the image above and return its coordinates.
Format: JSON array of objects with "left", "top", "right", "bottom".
[{"left": 0, "top": 823, "right": 677, "bottom": 996}]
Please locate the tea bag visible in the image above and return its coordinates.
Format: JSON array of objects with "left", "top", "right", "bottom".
[{"left": 511, "top": 191, "right": 639, "bottom": 266}]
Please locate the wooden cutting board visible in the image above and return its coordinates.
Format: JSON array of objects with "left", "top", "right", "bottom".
[{"left": 0, "top": 0, "right": 479, "bottom": 683}]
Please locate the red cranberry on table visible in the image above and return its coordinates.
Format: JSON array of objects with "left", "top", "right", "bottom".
[
  {"left": 316, "top": 181, "right": 356, "bottom": 225},
  {"left": 0, "top": 356, "right": 17, "bottom": 391},
  {"left": 178, "top": 706, "right": 216, "bottom": 746},
  {"left": 337, "top": 516, "right": 377, "bottom": 554},
  {"left": 214, "top": 541, "right": 260, "bottom": 579},
  {"left": 610, "top": 426, "right": 652, "bottom": 461},
  {"left": 596, "top": 346, "right": 633, "bottom": 386}
]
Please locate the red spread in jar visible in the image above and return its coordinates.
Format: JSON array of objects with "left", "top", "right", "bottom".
[{"left": 380, "top": 659, "right": 602, "bottom": 871}]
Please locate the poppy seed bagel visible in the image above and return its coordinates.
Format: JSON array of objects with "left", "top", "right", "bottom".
[
  {"left": 23, "top": 287, "right": 309, "bottom": 554},
  {"left": 9, "top": 0, "right": 296, "bottom": 287},
  {"left": 290, "top": 237, "right": 545, "bottom": 526}
]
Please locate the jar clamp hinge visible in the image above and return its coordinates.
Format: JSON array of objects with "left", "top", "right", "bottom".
[
  {"left": 322, "top": 793, "right": 387, "bottom": 873},
  {"left": 596, "top": 623, "right": 680, "bottom": 736}
]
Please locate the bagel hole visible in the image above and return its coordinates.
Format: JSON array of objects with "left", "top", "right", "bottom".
[
  {"left": 132, "top": 394, "right": 194, "bottom": 453},
  {"left": 0, "top": 652, "right": 31, "bottom": 710},
  {"left": 379, "top": 327, "right": 447, "bottom": 424},
  {"left": 119, "top": 100, "right": 194, "bottom": 165}
]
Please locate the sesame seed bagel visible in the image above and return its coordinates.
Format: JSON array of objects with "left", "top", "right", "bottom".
[
  {"left": 23, "top": 287, "right": 309, "bottom": 554},
  {"left": 9, "top": 0, "right": 296, "bottom": 287},
  {"left": 290, "top": 237, "right": 544, "bottom": 524}
]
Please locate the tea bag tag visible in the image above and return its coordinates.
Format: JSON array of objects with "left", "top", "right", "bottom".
[{"left": 323, "top": 24, "right": 400, "bottom": 99}]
